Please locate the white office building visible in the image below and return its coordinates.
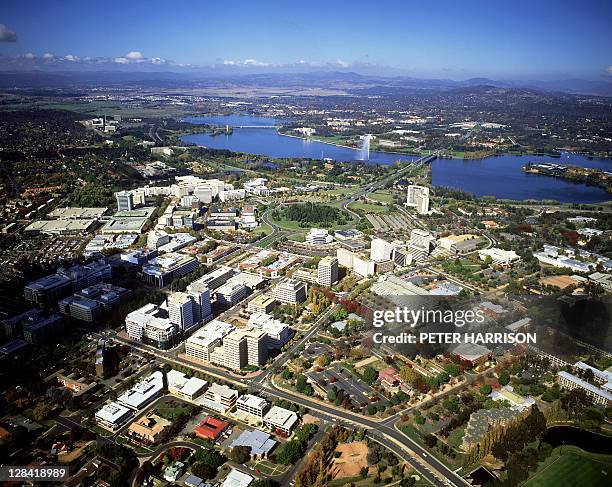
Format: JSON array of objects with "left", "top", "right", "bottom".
[
  {"left": 370, "top": 238, "right": 396, "bottom": 262},
  {"left": 273, "top": 279, "right": 307, "bottom": 304},
  {"left": 185, "top": 320, "right": 235, "bottom": 362},
  {"left": 479, "top": 248, "right": 521, "bottom": 266},
  {"left": 167, "top": 369, "right": 207, "bottom": 400},
  {"left": 202, "top": 383, "right": 238, "bottom": 412},
  {"left": 117, "top": 371, "right": 164, "bottom": 410},
  {"left": 236, "top": 394, "right": 269, "bottom": 419},
  {"left": 317, "top": 256, "right": 338, "bottom": 286},
  {"left": 263, "top": 406, "right": 299, "bottom": 434},
  {"left": 406, "top": 185, "right": 430, "bottom": 214},
  {"left": 305, "top": 228, "right": 333, "bottom": 245}
]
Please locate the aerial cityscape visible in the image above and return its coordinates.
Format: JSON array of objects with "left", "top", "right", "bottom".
[{"left": 0, "top": 1, "right": 611, "bottom": 486}]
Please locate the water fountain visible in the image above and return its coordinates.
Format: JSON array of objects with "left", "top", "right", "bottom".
[{"left": 359, "top": 134, "right": 372, "bottom": 161}]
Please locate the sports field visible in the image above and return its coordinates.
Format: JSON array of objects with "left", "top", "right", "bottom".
[{"left": 524, "top": 446, "right": 612, "bottom": 487}]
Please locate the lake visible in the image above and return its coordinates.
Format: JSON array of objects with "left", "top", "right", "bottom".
[
  {"left": 182, "top": 115, "right": 417, "bottom": 165},
  {"left": 182, "top": 115, "right": 611, "bottom": 203},
  {"left": 541, "top": 425, "right": 612, "bottom": 455}
]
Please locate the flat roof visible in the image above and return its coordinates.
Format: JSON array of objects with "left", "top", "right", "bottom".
[
  {"left": 237, "top": 394, "right": 268, "bottom": 410},
  {"left": 263, "top": 406, "right": 298, "bottom": 430},
  {"left": 167, "top": 369, "right": 207, "bottom": 397},
  {"left": 95, "top": 402, "right": 131, "bottom": 424},
  {"left": 117, "top": 371, "right": 164, "bottom": 410},
  {"left": 223, "top": 469, "right": 253, "bottom": 487},
  {"left": 230, "top": 429, "right": 276, "bottom": 456}
]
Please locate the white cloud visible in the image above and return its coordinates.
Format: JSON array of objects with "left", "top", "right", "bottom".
[
  {"left": 114, "top": 57, "right": 129, "bottom": 64},
  {"left": 63, "top": 54, "right": 78, "bottom": 62},
  {"left": 243, "top": 58, "right": 268, "bottom": 66},
  {"left": 24, "top": 52, "right": 34, "bottom": 59},
  {"left": 125, "top": 51, "right": 143, "bottom": 60},
  {"left": 334, "top": 59, "right": 349, "bottom": 68},
  {"left": 222, "top": 59, "right": 237, "bottom": 65},
  {"left": 0, "top": 24, "right": 17, "bottom": 42},
  {"left": 607, "top": 66, "right": 612, "bottom": 75},
  {"left": 43, "top": 52, "right": 54, "bottom": 60}
]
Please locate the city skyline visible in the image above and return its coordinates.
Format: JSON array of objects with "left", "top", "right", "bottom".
[{"left": 0, "top": 0, "right": 611, "bottom": 79}]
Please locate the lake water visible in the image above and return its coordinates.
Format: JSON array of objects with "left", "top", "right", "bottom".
[
  {"left": 182, "top": 115, "right": 417, "bottom": 165},
  {"left": 182, "top": 115, "right": 611, "bottom": 203},
  {"left": 541, "top": 426, "right": 612, "bottom": 455}
]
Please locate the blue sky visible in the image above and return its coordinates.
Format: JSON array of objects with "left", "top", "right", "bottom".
[{"left": 1, "top": 0, "right": 611, "bottom": 79}]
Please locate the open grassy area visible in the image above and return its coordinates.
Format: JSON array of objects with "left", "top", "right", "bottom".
[
  {"left": 154, "top": 402, "right": 192, "bottom": 421},
  {"left": 524, "top": 446, "right": 612, "bottom": 487},
  {"left": 250, "top": 459, "right": 288, "bottom": 476},
  {"left": 367, "top": 190, "right": 395, "bottom": 204},
  {"left": 447, "top": 426, "right": 465, "bottom": 448},
  {"left": 348, "top": 201, "right": 389, "bottom": 214}
]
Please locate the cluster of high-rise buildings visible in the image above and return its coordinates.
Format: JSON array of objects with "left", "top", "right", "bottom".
[
  {"left": 125, "top": 280, "right": 212, "bottom": 349},
  {"left": 185, "top": 312, "right": 290, "bottom": 371}
]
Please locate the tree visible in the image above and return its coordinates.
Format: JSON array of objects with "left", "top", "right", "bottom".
[
  {"left": 194, "top": 448, "right": 225, "bottom": 468},
  {"left": 32, "top": 402, "right": 53, "bottom": 422},
  {"left": 445, "top": 363, "right": 460, "bottom": 377},
  {"left": 229, "top": 445, "right": 251, "bottom": 464},
  {"left": 424, "top": 434, "right": 437, "bottom": 448},
  {"left": 190, "top": 462, "right": 217, "bottom": 479},
  {"left": 498, "top": 371, "right": 510, "bottom": 386},
  {"left": 363, "top": 366, "right": 379, "bottom": 385},
  {"left": 480, "top": 384, "right": 492, "bottom": 395},
  {"left": 275, "top": 440, "right": 305, "bottom": 465},
  {"left": 399, "top": 366, "right": 419, "bottom": 386}
]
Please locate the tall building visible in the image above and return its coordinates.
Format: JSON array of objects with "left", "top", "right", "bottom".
[
  {"left": 168, "top": 292, "right": 195, "bottom": 334},
  {"left": 273, "top": 279, "right": 307, "bottom": 305},
  {"left": 408, "top": 229, "right": 435, "bottom": 261},
  {"left": 211, "top": 330, "right": 248, "bottom": 370},
  {"left": 244, "top": 329, "right": 267, "bottom": 366},
  {"left": 115, "top": 191, "right": 134, "bottom": 212},
  {"left": 185, "top": 320, "right": 235, "bottom": 362},
  {"left": 370, "top": 238, "right": 395, "bottom": 262},
  {"left": 406, "top": 185, "right": 430, "bottom": 214},
  {"left": 186, "top": 281, "right": 212, "bottom": 323},
  {"left": 317, "top": 256, "right": 338, "bottom": 286}
]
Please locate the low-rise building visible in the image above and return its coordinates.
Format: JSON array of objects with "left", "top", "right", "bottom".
[
  {"left": 229, "top": 429, "right": 277, "bottom": 459},
  {"left": 117, "top": 371, "right": 164, "bottom": 410},
  {"left": 194, "top": 416, "right": 230, "bottom": 441},
  {"left": 263, "top": 406, "right": 299, "bottom": 435},
  {"left": 127, "top": 413, "right": 171, "bottom": 444},
  {"left": 236, "top": 394, "right": 269, "bottom": 419},
  {"left": 95, "top": 402, "right": 132, "bottom": 431},
  {"left": 201, "top": 383, "right": 238, "bottom": 412},
  {"left": 557, "top": 371, "right": 612, "bottom": 407},
  {"left": 167, "top": 369, "right": 207, "bottom": 400},
  {"left": 478, "top": 248, "right": 521, "bottom": 266}
]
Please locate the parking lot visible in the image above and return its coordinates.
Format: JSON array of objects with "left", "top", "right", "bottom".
[{"left": 307, "top": 363, "right": 384, "bottom": 410}]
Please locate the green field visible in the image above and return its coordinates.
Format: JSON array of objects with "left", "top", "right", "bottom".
[
  {"left": 524, "top": 446, "right": 612, "bottom": 487},
  {"left": 348, "top": 201, "right": 389, "bottom": 214},
  {"left": 367, "top": 190, "right": 395, "bottom": 204}
]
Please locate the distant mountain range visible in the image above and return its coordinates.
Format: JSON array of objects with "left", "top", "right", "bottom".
[{"left": 1, "top": 69, "right": 611, "bottom": 97}]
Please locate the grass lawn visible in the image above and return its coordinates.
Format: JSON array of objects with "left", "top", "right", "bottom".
[
  {"left": 348, "top": 201, "right": 389, "bottom": 214},
  {"left": 447, "top": 426, "right": 465, "bottom": 448},
  {"left": 321, "top": 187, "right": 355, "bottom": 197},
  {"left": 154, "top": 402, "right": 191, "bottom": 421},
  {"left": 250, "top": 459, "right": 288, "bottom": 476},
  {"left": 524, "top": 446, "right": 612, "bottom": 487},
  {"left": 368, "top": 190, "right": 395, "bottom": 204}
]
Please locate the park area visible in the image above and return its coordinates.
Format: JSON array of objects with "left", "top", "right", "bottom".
[{"left": 524, "top": 446, "right": 612, "bottom": 487}]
